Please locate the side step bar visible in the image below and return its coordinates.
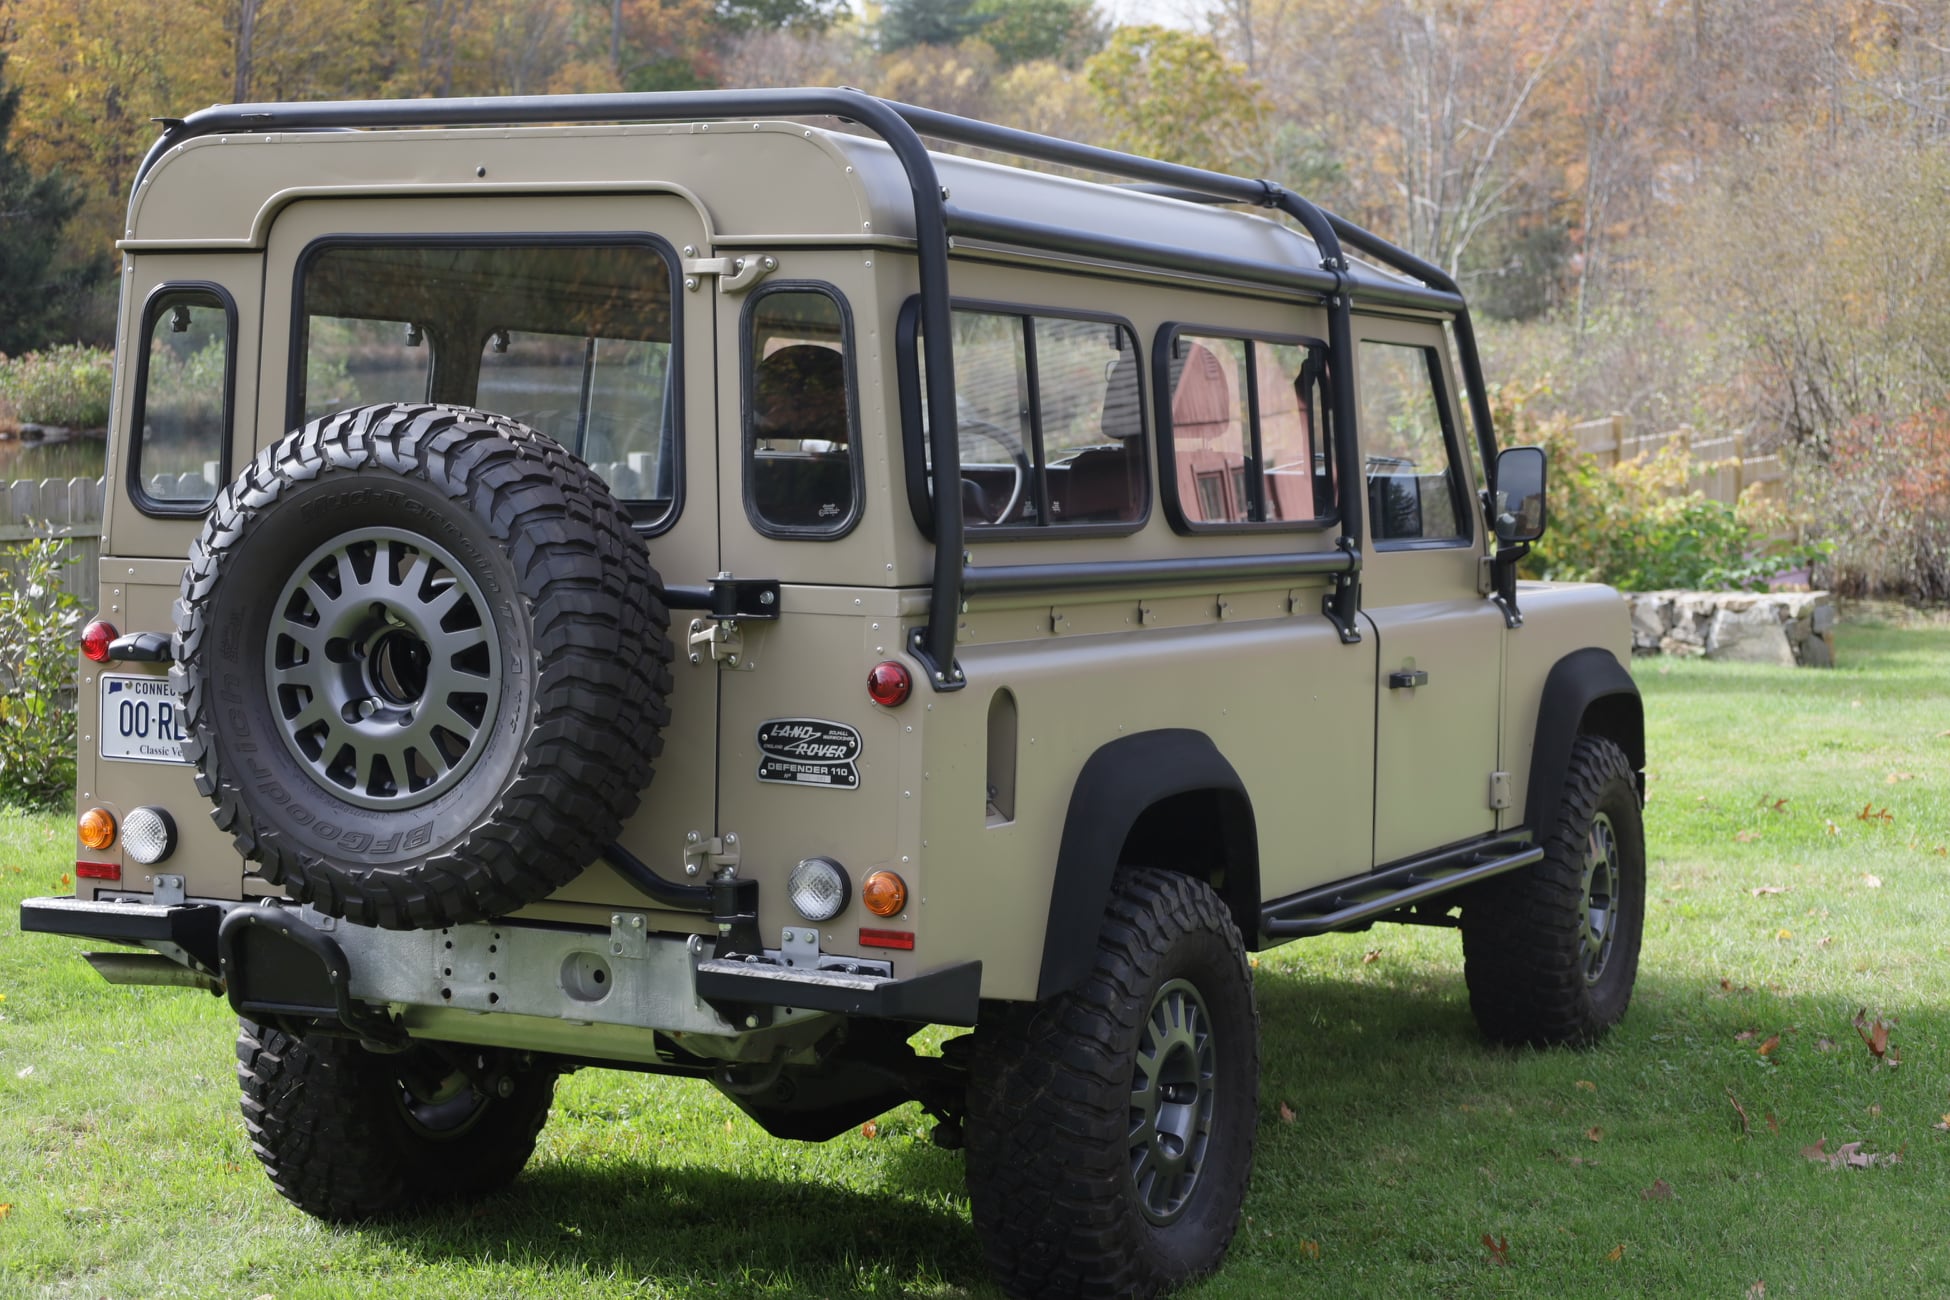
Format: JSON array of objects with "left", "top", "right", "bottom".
[{"left": 1261, "top": 836, "right": 1543, "bottom": 939}]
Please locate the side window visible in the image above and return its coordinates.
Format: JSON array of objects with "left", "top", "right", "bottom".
[
  {"left": 916, "top": 309, "right": 1145, "bottom": 531},
  {"left": 745, "top": 287, "right": 857, "bottom": 536},
  {"left": 1159, "top": 329, "right": 1333, "bottom": 530},
  {"left": 1357, "top": 341, "right": 1466, "bottom": 544},
  {"left": 295, "top": 242, "right": 678, "bottom": 526},
  {"left": 132, "top": 286, "right": 234, "bottom": 512}
]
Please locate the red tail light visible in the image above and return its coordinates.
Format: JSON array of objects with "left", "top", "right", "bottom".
[
  {"left": 867, "top": 661, "right": 912, "bottom": 708},
  {"left": 81, "top": 619, "right": 118, "bottom": 663}
]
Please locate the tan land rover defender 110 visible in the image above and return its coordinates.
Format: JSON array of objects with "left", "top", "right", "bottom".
[{"left": 23, "top": 89, "right": 1645, "bottom": 1299}]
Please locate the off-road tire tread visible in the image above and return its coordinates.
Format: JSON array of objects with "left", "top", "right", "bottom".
[
  {"left": 964, "top": 868, "right": 1258, "bottom": 1300},
  {"left": 235, "top": 1019, "right": 554, "bottom": 1220},
  {"left": 174, "top": 403, "right": 673, "bottom": 929},
  {"left": 1462, "top": 734, "right": 1643, "bottom": 1046}
]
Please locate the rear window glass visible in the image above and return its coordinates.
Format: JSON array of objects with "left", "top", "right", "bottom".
[
  {"left": 744, "top": 287, "right": 858, "bottom": 536},
  {"left": 295, "top": 242, "right": 677, "bottom": 522},
  {"left": 132, "top": 286, "right": 233, "bottom": 512}
]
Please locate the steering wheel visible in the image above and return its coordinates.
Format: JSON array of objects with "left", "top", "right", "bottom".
[{"left": 957, "top": 419, "right": 1030, "bottom": 525}]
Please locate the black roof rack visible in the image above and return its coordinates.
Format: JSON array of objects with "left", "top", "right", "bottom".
[{"left": 137, "top": 88, "right": 1500, "bottom": 685}]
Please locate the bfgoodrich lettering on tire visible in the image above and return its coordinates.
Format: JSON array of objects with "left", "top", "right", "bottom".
[
  {"left": 1462, "top": 734, "right": 1646, "bottom": 1046},
  {"left": 963, "top": 868, "right": 1259, "bottom": 1299},
  {"left": 173, "top": 403, "right": 672, "bottom": 930}
]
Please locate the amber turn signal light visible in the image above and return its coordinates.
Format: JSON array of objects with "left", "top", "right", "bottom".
[
  {"left": 78, "top": 807, "right": 117, "bottom": 851},
  {"left": 81, "top": 619, "right": 118, "bottom": 663},
  {"left": 861, "top": 869, "right": 907, "bottom": 917}
]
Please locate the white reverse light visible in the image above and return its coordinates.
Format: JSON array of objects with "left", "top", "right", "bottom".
[
  {"left": 122, "top": 807, "right": 178, "bottom": 865},
  {"left": 787, "top": 857, "right": 850, "bottom": 923}
]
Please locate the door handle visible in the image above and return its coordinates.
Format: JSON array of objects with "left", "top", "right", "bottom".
[{"left": 1388, "top": 668, "right": 1429, "bottom": 690}]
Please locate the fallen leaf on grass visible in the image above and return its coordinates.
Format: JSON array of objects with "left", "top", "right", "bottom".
[
  {"left": 1727, "top": 1088, "right": 1752, "bottom": 1135},
  {"left": 1760, "top": 797, "right": 1791, "bottom": 813},
  {"left": 1825, "top": 820, "right": 1840, "bottom": 836},
  {"left": 57, "top": 873, "right": 70, "bottom": 888},
  {"left": 1818, "top": 936, "right": 1834, "bottom": 948},
  {"left": 1749, "top": 1282, "right": 1766, "bottom": 1299},
  {"left": 1247, "top": 955, "right": 1259, "bottom": 968},
  {"left": 1861, "top": 873, "right": 1883, "bottom": 888},
  {"left": 1857, "top": 804, "right": 1894, "bottom": 824},
  {"left": 1816, "top": 1036, "right": 1838, "bottom": 1052},
  {"left": 1734, "top": 1029, "right": 1758, "bottom": 1042},
  {"left": 1775, "top": 929, "right": 1794, "bottom": 941},
  {"left": 1869, "top": 1104, "right": 1882, "bottom": 1117},
  {"left": 1758, "top": 1034, "right": 1780, "bottom": 1057},
  {"left": 1361, "top": 948, "right": 1381, "bottom": 964},
  {"left": 1607, "top": 1243, "right": 1625, "bottom": 1262},
  {"left": 1575, "top": 1079, "right": 1597, "bottom": 1092},
  {"left": 1766, "top": 1113, "right": 1780, "bottom": 1134},
  {"left": 1887, "top": 771, "right": 1915, "bottom": 784},
  {"left": 1750, "top": 884, "right": 1787, "bottom": 896},
  {"left": 1735, "top": 830, "right": 1760, "bottom": 843},
  {"left": 1932, "top": 1115, "right": 1950, "bottom": 1132},
  {"left": 1482, "top": 1234, "right": 1510, "bottom": 1267},
  {"left": 13, "top": 1066, "right": 30, "bottom": 1080},
  {"left": 1641, "top": 1179, "right": 1673, "bottom": 1201},
  {"left": 859, "top": 1121, "right": 878, "bottom": 1138},
  {"left": 1278, "top": 1101, "right": 1296, "bottom": 1124},
  {"left": 1852, "top": 1010, "right": 1898, "bottom": 1066},
  {"left": 1802, "top": 1137, "right": 1902, "bottom": 1169},
  {"left": 0, "top": 1204, "right": 11, "bottom": 1221},
  {"left": 1297, "top": 1240, "right": 1320, "bottom": 1259},
  {"left": 1586, "top": 1126, "right": 1603, "bottom": 1143}
]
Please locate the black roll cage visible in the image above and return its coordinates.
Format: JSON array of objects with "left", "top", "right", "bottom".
[{"left": 139, "top": 87, "right": 1499, "bottom": 688}]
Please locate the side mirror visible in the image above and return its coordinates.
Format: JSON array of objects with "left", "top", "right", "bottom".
[{"left": 1493, "top": 445, "right": 1548, "bottom": 545}]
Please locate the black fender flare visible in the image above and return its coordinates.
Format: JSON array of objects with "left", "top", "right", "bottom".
[
  {"left": 1036, "top": 729, "right": 1258, "bottom": 1000},
  {"left": 1525, "top": 647, "right": 1644, "bottom": 837}
]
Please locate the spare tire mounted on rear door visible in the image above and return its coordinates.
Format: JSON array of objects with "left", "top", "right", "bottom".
[{"left": 173, "top": 403, "right": 672, "bottom": 930}]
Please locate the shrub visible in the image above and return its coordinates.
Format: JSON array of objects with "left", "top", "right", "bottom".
[
  {"left": 1805, "top": 408, "right": 1950, "bottom": 601},
  {"left": 0, "top": 534, "right": 83, "bottom": 807},
  {"left": 1495, "top": 379, "right": 1797, "bottom": 592},
  {"left": 0, "top": 344, "right": 113, "bottom": 428}
]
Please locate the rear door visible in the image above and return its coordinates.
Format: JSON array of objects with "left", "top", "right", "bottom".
[{"left": 262, "top": 196, "right": 720, "bottom": 914}]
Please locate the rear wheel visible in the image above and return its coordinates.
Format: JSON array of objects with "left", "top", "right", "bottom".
[
  {"left": 1462, "top": 734, "right": 1645, "bottom": 1046},
  {"left": 964, "top": 869, "right": 1259, "bottom": 1299},
  {"left": 236, "top": 1019, "right": 556, "bottom": 1220}
]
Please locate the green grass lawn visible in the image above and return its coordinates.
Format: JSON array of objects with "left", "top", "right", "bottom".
[{"left": 4, "top": 610, "right": 1949, "bottom": 1298}]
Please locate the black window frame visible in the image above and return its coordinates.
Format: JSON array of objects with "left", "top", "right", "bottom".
[
  {"left": 1152, "top": 322, "right": 1339, "bottom": 537},
  {"left": 127, "top": 281, "right": 238, "bottom": 519},
  {"left": 1355, "top": 337, "right": 1475, "bottom": 551},
  {"left": 740, "top": 279, "right": 866, "bottom": 542},
  {"left": 288, "top": 232, "right": 686, "bottom": 537},
  {"left": 897, "top": 295, "right": 1150, "bottom": 542}
]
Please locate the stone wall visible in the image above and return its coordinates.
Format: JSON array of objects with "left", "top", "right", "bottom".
[{"left": 1625, "top": 591, "right": 1836, "bottom": 667}]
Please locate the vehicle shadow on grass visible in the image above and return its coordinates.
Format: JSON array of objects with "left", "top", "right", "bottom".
[{"left": 370, "top": 1142, "right": 991, "bottom": 1296}]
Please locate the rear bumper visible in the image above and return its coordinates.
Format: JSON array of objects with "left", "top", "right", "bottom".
[{"left": 18, "top": 896, "right": 981, "bottom": 1036}]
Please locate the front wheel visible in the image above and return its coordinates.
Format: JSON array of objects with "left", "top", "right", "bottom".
[
  {"left": 964, "top": 869, "right": 1259, "bottom": 1299},
  {"left": 236, "top": 1020, "right": 557, "bottom": 1220},
  {"left": 1462, "top": 734, "right": 1646, "bottom": 1046}
]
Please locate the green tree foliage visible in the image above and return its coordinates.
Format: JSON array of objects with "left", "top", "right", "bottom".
[
  {"left": 0, "top": 55, "right": 97, "bottom": 356},
  {"left": 1084, "top": 25, "right": 1265, "bottom": 170},
  {"left": 878, "top": 0, "right": 985, "bottom": 51},
  {"left": 972, "top": 0, "right": 1100, "bottom": 66},
  {"left": 0, "top": 536, "right": 83, "bottom": 807}
]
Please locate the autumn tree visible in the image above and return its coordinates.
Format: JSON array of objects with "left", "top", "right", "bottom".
[
  {"left": 1083, "top": 25, "right": 1265, "bottom": 169},
  {"left": 0, "top": 53, "right": 103, "bottom": 353}
]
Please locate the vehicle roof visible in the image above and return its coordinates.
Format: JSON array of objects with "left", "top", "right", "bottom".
[{"left": 124, "top": 118, "right": 1422, "bottom": 303}]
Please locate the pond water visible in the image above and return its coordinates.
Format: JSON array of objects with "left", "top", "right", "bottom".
[{"left": 0, "top": 435, "right": 108, "bottom": 484}]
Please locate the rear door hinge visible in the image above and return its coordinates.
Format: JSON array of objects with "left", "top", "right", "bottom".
[
  {"left": 683, "top": 831, "right": 741, "bottom": 880},
  {"left": 1489, "top": 771, "right": 1513, "bottom": 811},
  {"left": 687, "top": 617, "right": 755, "bottom": 670},
  {"left": 681, "top": 248, "right": 777, "bottom": 294}
]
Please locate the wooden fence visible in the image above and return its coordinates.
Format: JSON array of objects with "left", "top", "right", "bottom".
[
  {"left": 1569, "top": 416, "right": 1786, "bottom": 504},
  {"left": 1, "top": 476, "right": 105, "bottom": 604}
]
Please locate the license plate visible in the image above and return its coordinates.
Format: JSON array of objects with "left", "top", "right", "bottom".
[{"left": 100, "top": 673, "right": 190, "bottom": 764}]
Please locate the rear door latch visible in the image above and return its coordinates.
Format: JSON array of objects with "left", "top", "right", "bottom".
[{"left": 680, "top": 248, "right": 777, "bottom": 294}]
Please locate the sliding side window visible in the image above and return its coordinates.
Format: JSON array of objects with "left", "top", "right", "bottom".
[
  {"left": 744, "top": 285, "right": 859, "bottom": 538},
  {"left": 1356, "top": 341, "right": 1467, "bottom": 545},
  {"left": 1157, "top": 329, "right": 1334, "bottom": 532},
  {"left": 130, "top": 286, "right": 235, "bottom": 514},
  {"left": 910, "top": 308, "right": 1146, "bottom": 533}
]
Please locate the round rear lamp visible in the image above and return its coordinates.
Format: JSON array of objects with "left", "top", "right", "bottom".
[
  {"left": 77, "top": 807, "right": 117, "bottom": 851},
  {"left": 122, "top": 807, "right": 178, "bottom": 865},
  {"left": 866, "top": 661, "right": 911, "bottom": 708},
  {"left": 861, "top": 869, "right": 907, "bottom": 918},
  {"left": 81, "top": 619, "right": 118, "bottom": 663},
  {"left": 787, "top": 856, "right": 850, "bottom": 922}
]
